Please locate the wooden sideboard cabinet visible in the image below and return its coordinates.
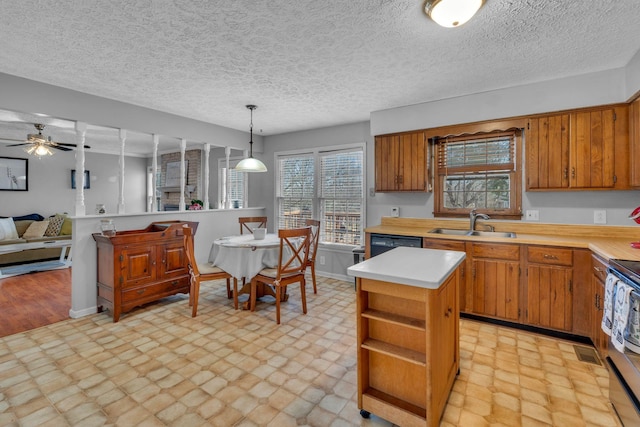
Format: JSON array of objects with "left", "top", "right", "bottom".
[{"left": 93, "top": 221, "right": 198, "bottom": 322}]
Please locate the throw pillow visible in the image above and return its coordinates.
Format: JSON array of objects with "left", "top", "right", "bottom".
[
  {"left": 22, "top": 220, "right": 50, "bottom": 239},
  {"left": 0, "top": 217, "right": 19, "bottom": 240},
  {"left": 44, "top": 215, "right": 65, "bottom": 236},
  {"left": 60, "top": 217, "right": 73, "bottom": 235}
]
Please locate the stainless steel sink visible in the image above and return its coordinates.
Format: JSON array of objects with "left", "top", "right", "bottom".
[
  {"left": 467, "top": 230, "right": 517, "bottom": 238},
  {"left": 428, "top": 228, "right": 471, "bottom": 236},
  {"left": 428, "top": 228, "right": 517, "bottom": 238}
]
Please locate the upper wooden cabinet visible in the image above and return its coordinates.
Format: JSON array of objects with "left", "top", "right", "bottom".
[
  {"left": 526, "top": 105, "right": 629, "bottom": 191},
  {"left": 374, "top": 131, "right": 429, "bottom": 192},
  {"left": 630, "top": 97, "right": 640, "bottom": 188}
]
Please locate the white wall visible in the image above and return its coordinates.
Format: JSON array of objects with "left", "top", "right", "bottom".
[{"left": 0, "top": 145, "right": 147, "bottom": 217}]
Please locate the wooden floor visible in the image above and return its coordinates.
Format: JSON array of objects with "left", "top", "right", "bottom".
[{"left": 0, "top": 268, "right": 71, "bottom": 338}]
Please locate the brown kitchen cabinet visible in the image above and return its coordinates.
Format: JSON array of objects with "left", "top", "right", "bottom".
[
  {"left": 526, "top": 104, "right": 629, "bottom": 191},
  {"left": 591, "top": 253, "right": 609, "bottom": 357},
  {"left": 375, "top": 131, "right": 429, "bottom": 192},
  {"left": 423, "top": 237, "right": 468, "bottom": 312},
  {"left": 93, "top": 220, "right": 198, "bottom": 322},
  {"left": 356, "top": 269, "right": 459, "bottom": 427},
  {"left": 525, "top": 246, "right": 573, "bottom": 332},
  {"left": 630, "top": 97, "right": 640, "bottom": 188},
  {"left": 469, "top": 243, "right": 520, "bottom": 321}
]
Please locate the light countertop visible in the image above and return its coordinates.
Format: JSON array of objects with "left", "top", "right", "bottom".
[{"left": 347, "top": 246, "right": 466, "bottom": 289}]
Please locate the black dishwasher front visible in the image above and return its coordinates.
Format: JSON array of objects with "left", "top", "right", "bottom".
[{"left": 369, "top": 233, "right": 422, "bottom": 257}]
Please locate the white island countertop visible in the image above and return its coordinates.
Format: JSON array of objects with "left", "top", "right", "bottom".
[{"left": 347, "top": 247, "right": 466, "bottom": 289}]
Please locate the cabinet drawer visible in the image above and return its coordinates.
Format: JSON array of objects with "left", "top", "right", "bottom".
[
  {"left": 471, "top": 243, "right": 519, "bottom": 260},
  {"left": 592, "top": 254, "right": 608, "bottom": 282},
  {"left": 422, "top": 238, "right": 466, "bottom": 252},
  {"left": 527, "top": 246, "right": 572, "bottom": 266},
  {"left": 122, "top": 277, "right": 189, "bottom": 303}
]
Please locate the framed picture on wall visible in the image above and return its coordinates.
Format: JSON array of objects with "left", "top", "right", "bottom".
[
  {"left": 0, "top": 156, "right": 28, "bottom": 191},
  {"left": 165, "top": 160, "right": 188, "bottom": 187},
  {"left": 71, "top": 169, "right": 90, "bottom": 189}
]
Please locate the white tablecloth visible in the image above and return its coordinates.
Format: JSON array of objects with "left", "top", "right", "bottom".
[{"left": 211, "top": 234, "right": 280, "bottom": 280}]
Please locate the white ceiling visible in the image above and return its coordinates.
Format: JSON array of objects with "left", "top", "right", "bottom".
[{"left": 1, "top": 0, "right": 640, "bottom": 154}]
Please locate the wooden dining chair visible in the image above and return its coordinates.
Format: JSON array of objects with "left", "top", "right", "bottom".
[
  {"left": 250, "top": 226, "right": 311, "bottom": 324},
  {"left": 305, "top": 219, "right": 320, "bottom": 294},
  {"left": 239, "top": 216, "right": 267, "bottom": 235},
  {"left": 183, "top": 225, "right": 237, "bottom": 316}
]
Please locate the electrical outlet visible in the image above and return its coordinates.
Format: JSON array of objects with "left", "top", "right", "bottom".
[
  {"left": 391, "top": 206, "right": 400, "bottom": 217},
  {"left": 319, "top": 256, "right": 326, "bottom": 265},
  {"left": 369, "top": 188, "right": 375, "bottom": 197},
  {"left": 525, "top": 210, "right": 539, "bottom": 221},
  {"left": 594, "top": 210, "right": 607, "bottom": 224}
]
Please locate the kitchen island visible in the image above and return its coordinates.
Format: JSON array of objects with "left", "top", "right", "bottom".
[{"left": 347, "top": 246, "right": 466, "bottom": 427}]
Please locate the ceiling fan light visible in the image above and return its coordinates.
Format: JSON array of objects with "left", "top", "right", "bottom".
[
  {"left": 235, "top": 156, "right": 267, "bottom": 172},
  {"left": 425, "top": 0, "right": 484, "bottom": 28},
  {"left": 25, "top": 142, "right": 53, "bottom": 157}
]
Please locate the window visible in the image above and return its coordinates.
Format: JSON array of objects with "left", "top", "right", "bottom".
[
  {"left": 434, "top": 130, "right": 522, "bottom": 219},
  {"left": 218, "top": 157, "right": 247, "bottom": 208},
  {"left": 276, "top": 145, "right": 364, "bottom": 246}
]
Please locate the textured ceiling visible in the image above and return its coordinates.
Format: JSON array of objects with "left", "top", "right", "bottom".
[{"left": 0, "top": 0, "right": 640, "bottom": 152}]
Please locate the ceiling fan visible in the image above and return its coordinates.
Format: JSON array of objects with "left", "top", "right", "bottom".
[{"left": 2, "top": 123, "right": 90, "bottom": 156}]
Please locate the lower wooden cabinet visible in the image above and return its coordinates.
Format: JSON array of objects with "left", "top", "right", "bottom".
[
  {"left": 525, "top": 246, "right": 573, "bottom": 331},
  {"left": 423, "top": 238, "right": 467, "bottom": 311},
  {"left": 469, "top": 243, "right": 520, "bottom": 321},
  {"left": 356, "top": 270, "right": 459, "bottom": 427},
  {"left": 591, "top": 254, "right": 609, "bottom": 357}
]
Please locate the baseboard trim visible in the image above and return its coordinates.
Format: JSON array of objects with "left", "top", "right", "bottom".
[
  {"left": 461, "top": 312, "right": 593, "bottom": 345},
  {"left": 316, "top": 271, "right": 351, "bottom": 282},
  {"left": 69, "top": 306, "right": 97, "bottom": 319}
]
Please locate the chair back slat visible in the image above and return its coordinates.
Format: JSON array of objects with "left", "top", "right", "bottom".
[
  {"left": 239, "top": 216, "right": 268, "bottom": 234},
  {"left": 182, "top": 225, "right": 199, "bottom": 279},
  {"left": 305, "top": 219, "right": 320, "bottom": 261},
  {"left": 277, "top": 227, "right": 311, "bottom": 279}
]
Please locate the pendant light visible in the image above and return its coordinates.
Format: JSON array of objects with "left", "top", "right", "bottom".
[
  {"left": 425, "top": 0, "right": 484, "bottom": 28},
  {"left": 235, "top": 105, "right": 267, "bottom": 173}
]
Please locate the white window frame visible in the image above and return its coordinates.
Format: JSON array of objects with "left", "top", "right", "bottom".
[
  {"left": 274, "top": 143, "right": 366, "bottom": 248},
  {"left": 218, "top": 156, "right": 248, "bottom": 209}
]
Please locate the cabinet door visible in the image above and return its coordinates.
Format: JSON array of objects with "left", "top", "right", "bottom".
[
  {"left": 591, "top": 255, "right": 609, "bottom": 357},
  {"left": 570, "top": 108, "right": 616, "bottom": 188},
  {"left": 526, "top": 114, "right": 570, "bottom": 189},
  {"left": 120, "top": 245, "right": 157, "bottom": 287},
  {"left": 527, "top": 265, "right": 573, "bottom": 331},
  {"left": 631, "top": 98, "right": 640, "bottom": 188},
  {"left": 374, "top": 135, "right": 399, "bottom": 191},
  {"left": 471, "top": 259, "right": 520, "bottom": 321},
  {"left": 397, "top": 132, "right": 427, "bottom": 191},
  {"left": 423, "top": 238, "right": 467, "bottom": 311},
  {"left": 157, "top": 241, "right": 188, "bottom": 279}
]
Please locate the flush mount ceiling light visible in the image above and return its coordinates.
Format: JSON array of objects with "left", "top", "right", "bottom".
[
  {"left": 235, "top": 104, "right": 267, "bottom": 173},
  {"left": 424, "top": 0, "right": 485, "bottom": 28}
]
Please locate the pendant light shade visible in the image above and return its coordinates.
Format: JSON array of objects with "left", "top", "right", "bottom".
[
  {"left": 235, "top": 105, "right": 267, "bottom": 173},
  {"left": 425, "top": 0, "right": 484, "bottom": 28}
]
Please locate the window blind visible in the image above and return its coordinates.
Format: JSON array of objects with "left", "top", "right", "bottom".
[
  {"left": 277, "top": 153, "right": 315, "bottom": 229},
  {"left": 437, "top": 131, "right": 517, "bottom": 175}
]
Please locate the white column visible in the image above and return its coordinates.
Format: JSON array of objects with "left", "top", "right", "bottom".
[
  {"left": 203, "top": 143, "right": 210, "bottom": 210},
  {"left": 152, "top": 134, "right": 159, "bottom": 212},
  {"left": 74, "top": 122, "right": 87, "bottom": 216},
  {"left": 179, "top": 138, "right": 186, "bottom": 211},
  {"left": 117, "top": 129, "right": 126, "bottom": 214},
  {"left": 225, "top": 146, "right": 232, "bottom": 209}
]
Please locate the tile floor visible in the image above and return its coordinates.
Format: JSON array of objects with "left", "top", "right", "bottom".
[{"left": 0, "top": 276, "right": 622, "bottom": 426}]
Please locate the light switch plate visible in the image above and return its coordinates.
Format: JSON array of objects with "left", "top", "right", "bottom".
[{"left": 391, "top": 207, "right": 400, "bottom": 217}]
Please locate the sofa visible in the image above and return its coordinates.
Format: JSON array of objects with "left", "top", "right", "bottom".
[{"left": 0, "top": 214, "right": 72, "bottom": 266}]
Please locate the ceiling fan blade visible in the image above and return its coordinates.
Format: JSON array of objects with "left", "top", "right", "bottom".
[
  {"left": 5, "top": 143, "right": 30, "bottom": 147},
  {"left": 55, "top": 142, "right": 92, "bottom": 149},
  {"left": 0, "top": 138, "right": 28, "bottom": 143},
  {"left": 51, "top": 145, "right": 73, "bottom": 152}
]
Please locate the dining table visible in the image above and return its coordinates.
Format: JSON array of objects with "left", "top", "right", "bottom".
[{"left": 210, "top": 233, "right": 287, "bottom": 309}]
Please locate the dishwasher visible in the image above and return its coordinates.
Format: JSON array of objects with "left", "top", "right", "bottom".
[{"left": 369, "top": 233, "right": 422, "bottom": 257}]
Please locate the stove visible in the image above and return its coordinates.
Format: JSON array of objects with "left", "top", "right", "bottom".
[{"left": 606, "top": 260, "right": 640, "bottom": 426}]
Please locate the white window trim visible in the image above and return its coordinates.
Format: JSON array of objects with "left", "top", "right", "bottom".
[
  {"left": 274, "top": 142, "right": 366, "bottom": 249},
  {"left": 218, "top": 156, "right": 248, "bottom": 209}
]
